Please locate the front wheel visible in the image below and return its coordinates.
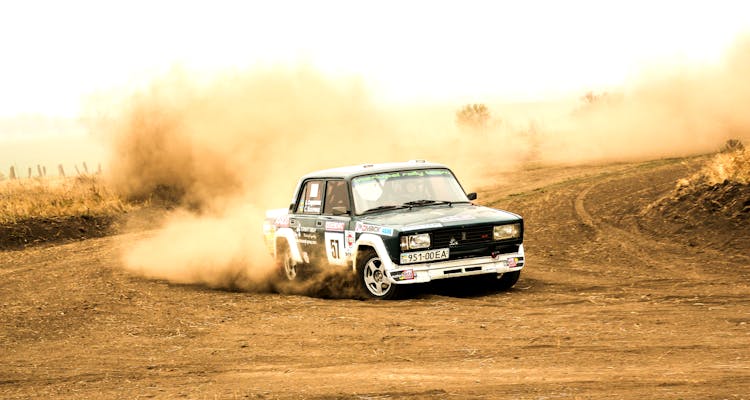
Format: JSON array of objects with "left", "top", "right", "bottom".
[
  {"left": 357, "top": 249, "right": 400, "bottom": 300},
  {"left": 495, "top": 270, "right": 521, "bottom": 291}
]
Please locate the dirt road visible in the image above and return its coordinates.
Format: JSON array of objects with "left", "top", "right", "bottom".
[{"left": 2, "top": 157, "right": 749, "bottom": 399}]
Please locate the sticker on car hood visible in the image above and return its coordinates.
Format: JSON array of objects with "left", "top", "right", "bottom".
[
  {"left": 438, "top": 214, "right": 476, "bottom": 222},
  {"left": 403, "top": 222, "right": 442, "bottom": 231}
]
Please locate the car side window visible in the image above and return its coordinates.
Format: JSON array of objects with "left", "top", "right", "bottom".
[
  {"left": 296, "top": 180, "right": 324, "bottom": 214},
  {"left": 324, "top": 180, "right": 350, "bottom": 215}
]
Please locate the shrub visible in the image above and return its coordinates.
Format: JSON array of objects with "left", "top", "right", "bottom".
[{"left": 456, "top": 103, "right": 491, "bottom": 132}]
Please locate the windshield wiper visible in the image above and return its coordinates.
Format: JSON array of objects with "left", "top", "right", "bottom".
[
  {"left": 403, "top": 199, "right": 456, "bottom": 208},
  {"left": 362, "top": 205, "right": 407, "bottom": 214}
]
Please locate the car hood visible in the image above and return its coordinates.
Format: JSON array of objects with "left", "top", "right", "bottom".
[{"left": 356, "top": 203, "right": 521, "bottom": 232}]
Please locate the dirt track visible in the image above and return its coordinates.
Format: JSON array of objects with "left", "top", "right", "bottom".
[{"left": 2, "top": 157, "right": 749, "bottom": 399}]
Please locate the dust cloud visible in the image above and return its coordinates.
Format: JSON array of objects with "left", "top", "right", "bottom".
[
  {"left": 101, "top": 36, "right": 750, "bottom": 296},
  {"left": 123, "top": 204, "right": 275, "bottom": 291},
  {"left": 542, "top": 36, "right": 750, "bottom": 163}
]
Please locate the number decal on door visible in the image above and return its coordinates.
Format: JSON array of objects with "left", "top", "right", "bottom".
[
  {"left": 330, "top": 239, "right": 340, "bottom": 260},
  {"left": 324, "top": 232, "right": 346, "bottom": 265}
]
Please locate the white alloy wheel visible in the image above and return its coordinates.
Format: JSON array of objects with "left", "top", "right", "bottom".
[{"left": 358, "top": 249, "right": 398, "bottom": 299}]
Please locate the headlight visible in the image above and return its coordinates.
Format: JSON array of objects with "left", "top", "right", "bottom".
[
  {"left": 493, "top": 223, "right": 521, "bottom": 241},
  {"left": 400, "top": 233, "right": 431, "bottom": 250}
]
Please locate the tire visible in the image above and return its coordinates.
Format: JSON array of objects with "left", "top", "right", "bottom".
[
  {"left": 495, "top": 270, "right": 521, "bottom": 291},
  {"left": 276, "top": 242, "right": 299, "bottom": 281},
  {"left": 357, "top": 249, "right": 400, "bottom": 300}
]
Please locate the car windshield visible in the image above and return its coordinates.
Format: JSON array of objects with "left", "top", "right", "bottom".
[{"left": 351, "top": 168, "right": 469, "bottom": 214}]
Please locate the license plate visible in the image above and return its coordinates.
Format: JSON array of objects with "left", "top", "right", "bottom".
[{"left": 400, "top": 248, "right": 450, "bottom": 264}]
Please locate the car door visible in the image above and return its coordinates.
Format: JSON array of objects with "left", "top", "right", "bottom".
[
  {"left": 321, "top": 179, "right": 353, "bottom": 266},
  {"left": 291, "top": 179, "right": 325, "bottom": 263}
]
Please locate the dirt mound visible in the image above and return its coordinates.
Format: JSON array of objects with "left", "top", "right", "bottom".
[
  {"left": 648, "top": 146, "right": 749, "bottom": 222},
  {"left": 642, "top": 147, "right": 750, "bottom": 251},
  {"left": 0, "top": 215, "right": 117, "bottom": 251},
  {"left": 659, "top": 180, "right": 750, "bottom": 221}
]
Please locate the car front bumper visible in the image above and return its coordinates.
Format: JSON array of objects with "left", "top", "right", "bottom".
[{"left": 387, "top": 245, "right": 524, "bottom": 284}]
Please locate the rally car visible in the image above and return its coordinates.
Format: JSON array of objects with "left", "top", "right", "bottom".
[{"left": 263, "top": 160, "right": 525, "bottom": 299}]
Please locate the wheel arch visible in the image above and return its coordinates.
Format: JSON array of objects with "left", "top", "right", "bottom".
[
  {"left": 352, "top": 233, "right": 394, "bottom": 273},
  {"left": 274, "top": 227, "right": 304, "bottom": 264}
]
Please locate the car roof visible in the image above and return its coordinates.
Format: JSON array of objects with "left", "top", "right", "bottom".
[{"left": 300, "top": 160, "right": 450, "bottom": 180}]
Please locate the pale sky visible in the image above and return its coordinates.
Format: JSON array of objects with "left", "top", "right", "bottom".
[{"left": 1, "top": 0, "right": 749, "bottom": 117}]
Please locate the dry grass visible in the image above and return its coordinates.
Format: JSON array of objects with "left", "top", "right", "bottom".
[
  {"left": 0, "top": 175, "right": 133, "bottom": 224},
  {"left": 677, "top": 144, "right": 749, "bottom": 187}
]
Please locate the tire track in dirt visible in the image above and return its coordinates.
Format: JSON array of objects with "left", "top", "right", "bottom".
[
  {"left": 571, "top": 161, "right": 718, "bottom": 283},
  {"left": 489, "top": 156, "right": 747, "bottom": 298},
  {"left": 573, "top": 182, "right": 596, "bottom": 229}
]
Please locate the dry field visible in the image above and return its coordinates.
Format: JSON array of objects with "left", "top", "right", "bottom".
[
  {"left": 1, "top": 154, "right": 749, "bottom": 399},
  {"left": 0, "top": 176, "right": 131, "bottom": 249}
]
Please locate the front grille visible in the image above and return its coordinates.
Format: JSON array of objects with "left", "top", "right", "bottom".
[
  {"left": 432, "top": 226, "right": 493, "bottom": 248},
  {"left": 434, "top": 227, "right": 520, "bottom": 261},
  {"left": 396, "top": 226, "right": 521, "bottom": 264}
]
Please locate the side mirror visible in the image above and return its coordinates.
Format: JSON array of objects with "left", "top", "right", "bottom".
[
  {"left": 288, "top": 203, "right": 295, "bottom": 212},
  {"left": 331, "top": 206, "right": 350, "bottom": 216},
  {"left": 467, "top": 192, "right": 477, "bottom": 201}
]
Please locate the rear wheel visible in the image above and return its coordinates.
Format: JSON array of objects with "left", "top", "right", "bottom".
[
  {"left": 276, "top": 242, "right": 298, "bottom": 281},
  {"left": 357, "top": 249, "right": 400, "bottom": 300}
]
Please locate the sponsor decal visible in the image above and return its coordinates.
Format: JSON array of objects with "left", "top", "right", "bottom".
[
  {"left": 354, "top": 222, "right": 394, "bottom": 236},
  {"left": 353, "top": 172, "right": 402, "bottom": 183},
  {"left": 325, "top": 221, "right": 345, "bottom": 232},
  {"left": 438, "top": 214, "right": 476, "bottom": 223},
  {"left": 401, "top": 170, "right": 424, "bottom": 177},
  {"left": 403, "top": 222, "right": 442, "bottom": 231},
  {"left": 274, "top": 215, "right": 290, "bottom": 228},
  {"left": 309, "top": 183, "right": 320, "bottom": 197},
  {"left": 391, "top": 269, "right": 415, "bottom": 281},
  {"left": 353, "top": 169, "right": 451, "bottom": 183},
  {"left": 345, "top": 230, "right": 355, "bottom": 248},
  {"left": 303, "top": 205, "right": 321, "bottom": 213}
]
